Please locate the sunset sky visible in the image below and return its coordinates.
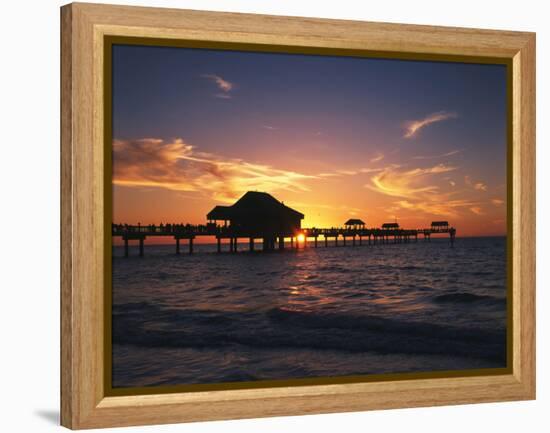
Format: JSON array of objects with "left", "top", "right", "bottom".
[{"left": 112, "top": 44, "right": 507, "bottom": 237}]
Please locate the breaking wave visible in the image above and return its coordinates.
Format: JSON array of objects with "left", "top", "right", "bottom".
[{"left": 112, "top": 302, "right": 506, "bottom": 363}]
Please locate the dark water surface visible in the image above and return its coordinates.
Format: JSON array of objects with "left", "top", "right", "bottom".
[{"left": 112, "top": 236, "right": 507, "bottom": 388}]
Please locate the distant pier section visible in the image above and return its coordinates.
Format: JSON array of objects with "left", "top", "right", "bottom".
[{"left": 112, "top": 191, "right": 456, "bottom": 257}]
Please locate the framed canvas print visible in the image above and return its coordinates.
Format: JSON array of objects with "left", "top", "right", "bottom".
[{"left": 60, "top": 3, "right": 536, "bottom": 429}]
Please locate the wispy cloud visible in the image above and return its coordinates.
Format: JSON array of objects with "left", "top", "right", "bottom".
[
  {"left": 201, "top": 74, "right": 234, "bottom": 98},
  {"left": 113, "top": 137, "right": 315, "bottom": 202},
  {"left": 367, "top": 164, "right": 456, "bottom": 199},
  {"left": 317, "top": 172, "right": 340, "bottom": 178},
  {"left": 412, "top": 149, "right": 462, "bottom": 160},
  {"left": 360, "top": 167, "right": 386, "bottom": 174},
  {"left": 365, "top": 163, "right": 479, "bottom": 217},
  {"left": 369, "top": 153, "right": 384, "bottom": 163},
  {"left": 403, "top": 111, "right": 458, "bottom": 139},
  {"left": 465, "top": 175, "right": 488, "bottom": 192},
  {"left": 474, "top": 182, "right": 488, "bottom": 191},
  {"left": 261, "top": 125, "right": 278, "bottom": 130},
  {"left": 492, "top": 198, "right": 504, "bottom": 206},
  {"left": 316, "top": 167, "right": 384, "bottom": 178},
  {"left": 398, "top": 199, "right": 478, "bottom": 217},
  {"left": 470, "top": 206, "right": 485, "bottom": 215},
  {"left": 214, "top": 93, "right": 232, "bottom": 99},
  {"left": 337, "top": 169, "right": 360, "bottom": 176}
]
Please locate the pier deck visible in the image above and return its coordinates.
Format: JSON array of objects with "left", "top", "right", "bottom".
[{"left": 112, "top": 223, "right": 457, "bottom": 257}]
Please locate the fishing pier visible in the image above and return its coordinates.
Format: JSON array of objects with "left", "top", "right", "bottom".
[
  {"left": 113, "top": 191, "right": 456, "bottom": 257},
  {"left": 112, "top": 222, "right": 456, "bottom": 257}
]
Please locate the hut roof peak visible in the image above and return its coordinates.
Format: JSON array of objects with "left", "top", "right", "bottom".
[
  {"left": 207, "top": 191, "right": 304, "bottom": 221},
  {"left": 382, "top": 222, "right": 400, "bottom": 228},
  {"left": 344, "top": 218, "right": 365, "bottom": 226}
]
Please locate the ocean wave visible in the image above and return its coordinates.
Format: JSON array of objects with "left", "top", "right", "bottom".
[
  {"left": 317, "top": 265, "right": 350, "bottom": 273},
  {"left": 112, "top": 302, "right": 506, "bottom": 363},
  {"left": 432, "top": 292, "right": 506, "bottom": 305}
]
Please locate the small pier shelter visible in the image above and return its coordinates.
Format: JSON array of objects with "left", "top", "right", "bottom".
[{"left": 344, "top": 219, "right": 366, "bottom": 229}]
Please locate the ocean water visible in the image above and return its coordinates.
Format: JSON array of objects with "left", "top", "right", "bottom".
[{"left": 112, "top": 236, "right": 507, "bottom": 388}]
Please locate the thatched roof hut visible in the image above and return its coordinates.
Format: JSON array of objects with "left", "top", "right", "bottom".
[{"left": 207, "top": 191, "right": 304, "bottom": 236}]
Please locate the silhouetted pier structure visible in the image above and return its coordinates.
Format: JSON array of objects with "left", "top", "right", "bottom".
[{"left": 112, "top": 191, "right": 456, "bottom": 257}]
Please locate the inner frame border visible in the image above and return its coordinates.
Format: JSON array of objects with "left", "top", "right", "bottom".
[{"left": 102, "top": 35, "right": 514, "bottom": 397}]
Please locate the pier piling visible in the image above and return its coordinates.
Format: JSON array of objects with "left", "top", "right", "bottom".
[{"left": 450, "top": 228, "right": 456, "bottom": 247}]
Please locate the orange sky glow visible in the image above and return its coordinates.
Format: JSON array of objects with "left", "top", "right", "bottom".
[{"left": 112, "top": 136, "right": 507, "bottom": 238}]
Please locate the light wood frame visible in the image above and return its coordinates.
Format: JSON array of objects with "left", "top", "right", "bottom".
[{"left": 61, "top": 2, "right": 536, "bottom": 429}]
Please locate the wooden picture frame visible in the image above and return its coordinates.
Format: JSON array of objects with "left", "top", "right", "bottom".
[{"left": 61, "top": 2, "right": 535, "bottom": 429}]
